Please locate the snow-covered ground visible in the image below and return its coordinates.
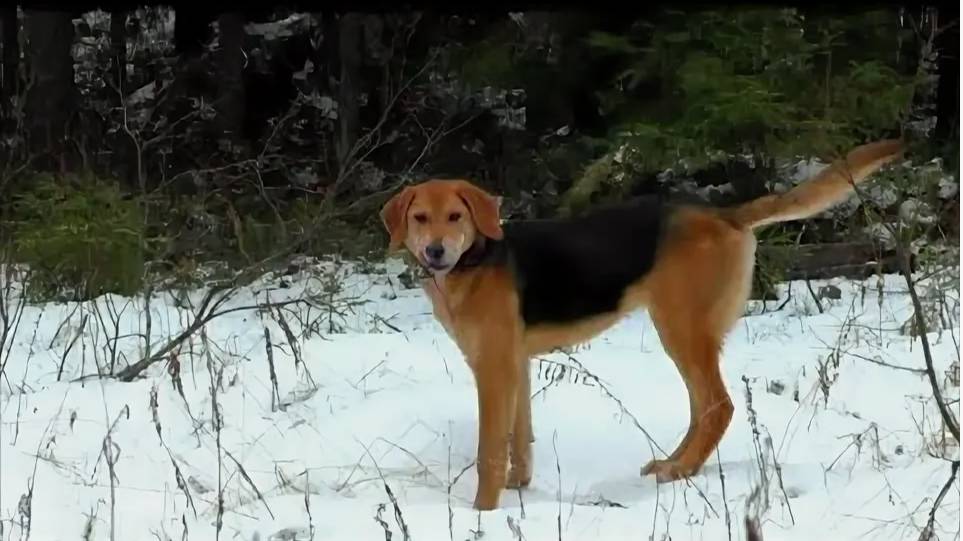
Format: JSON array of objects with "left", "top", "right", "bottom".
[{"left": 0, "top": 257, "right": 959, "bottom": 541}]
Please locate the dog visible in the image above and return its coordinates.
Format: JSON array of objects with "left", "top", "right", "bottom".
[{"left": 379, "top": 139, "right": 903, "bottom": 510}]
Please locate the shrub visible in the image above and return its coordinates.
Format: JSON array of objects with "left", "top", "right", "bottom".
[{"left": 8, "top": 173, "right": 147, "bottom": 301}]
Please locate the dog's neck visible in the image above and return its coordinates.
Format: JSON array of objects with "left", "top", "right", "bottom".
[{"left": 451, "top": 238, "right": 491, "bottom": 272}]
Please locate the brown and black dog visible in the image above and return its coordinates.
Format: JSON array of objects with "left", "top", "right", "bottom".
[{"left": 379, "top": 139, "right": 903, "bottom": 510}]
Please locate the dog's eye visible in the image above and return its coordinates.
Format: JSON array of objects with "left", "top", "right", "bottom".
[
  {"left": 448, "top": 212, "right": 461, "bottom": 222},
  {"left": 413, "top": 213, "right": 428, "bottom": 224}
]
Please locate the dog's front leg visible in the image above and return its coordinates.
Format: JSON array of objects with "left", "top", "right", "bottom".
[
  {"left": 471, "top": 342, "right": 520, "bottom": 510},
  {"left": 507, "top": 358, "right": 533, "bottom": 488}
]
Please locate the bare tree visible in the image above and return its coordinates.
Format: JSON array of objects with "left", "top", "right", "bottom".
[
  {"left": 215, "top": 12, "right": 246, "bottom": 143},
  {"left": 933, "top": 6, "right": 959, "bottom": 148},
  {"left": 23, "top": 9, "right": 76, "bottom": 170},
  {"left": 0, "top": 6, "right": 18, "bottom": 113},
  {"left": 336, "top": 13, "right": 363, "bottom": 171},
  {"left": 109, "top": 9, "right": 127, "bottom": 103}
]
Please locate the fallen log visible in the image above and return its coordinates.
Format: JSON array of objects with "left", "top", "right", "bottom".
[
  {"left": 758, "top": 242, "right": 903, "bottom": 281},
  {"left": 750, "top": 242, "right": 905, "bottom": 300}
]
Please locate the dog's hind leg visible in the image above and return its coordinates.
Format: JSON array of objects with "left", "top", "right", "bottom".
[
  {"left": 641, "top": 321, "right": 732, "bottom": 482},
  {"left": 639, "top": 210, "right": 755, "bottom": 482}
]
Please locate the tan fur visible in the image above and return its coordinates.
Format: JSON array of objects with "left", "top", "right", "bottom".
[
  {"left": 724, "top": 139, "right": 904, "bottom": 228},
  {"left": 379, "top": 139, "right": 903, "bottom": 510}
]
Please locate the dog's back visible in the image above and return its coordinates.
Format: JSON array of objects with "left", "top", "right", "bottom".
[{"left": 499, "top": 197, "right": 668, "bottom": 326}]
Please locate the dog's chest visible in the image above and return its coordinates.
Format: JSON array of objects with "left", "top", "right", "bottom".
[
  {"left": 421, "top": 278, "right": 485, "bottom": 367},
  {"left": 423, "top": 279, "right": 456, "bottom": 336}
]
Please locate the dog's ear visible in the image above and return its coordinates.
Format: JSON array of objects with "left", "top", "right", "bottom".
[
  {"left": 456, "top": 182, "right": 504, "bottom": 241},
  {"left": 380, "top": 187, "right": 416, "bottom": 251}
]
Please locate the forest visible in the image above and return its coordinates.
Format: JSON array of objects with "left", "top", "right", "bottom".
[
  {"left": 0, "top": 4, "right": 959, "bottom": 541},
  {"left": 0, "top": 4, "right": 957, "bottom": 300}
]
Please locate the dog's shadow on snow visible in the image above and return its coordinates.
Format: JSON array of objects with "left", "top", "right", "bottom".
[
  {"left": 492, "top": 458, "right": 808, "bottom": 511},
  {"left": 455, "top": 473, "right": 665, "bottom": 511}
]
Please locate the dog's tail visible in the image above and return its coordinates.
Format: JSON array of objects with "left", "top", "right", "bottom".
[{"left": 723, "top": 139, "right": 905, "bottom": 230}]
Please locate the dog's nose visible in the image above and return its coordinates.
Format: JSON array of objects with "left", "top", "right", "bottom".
[{"left": 425, "top": 243, "right": 445, "bottom": 261}]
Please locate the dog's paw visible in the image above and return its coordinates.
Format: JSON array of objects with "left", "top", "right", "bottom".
[
  {"left": 473, "top": 492, "right": 501, "bottom": 511},
  {"left": 507, "top": 443, "right": 532, "bottom": 489},
  {"left": 474, "top": 465, "right": 506, "bottom": 510},
  {"left": 506, "top": 464, "right": 532, "bottom": 489},
  {"left": 640, "top": 459, "right": 696, "bottom": 483}
]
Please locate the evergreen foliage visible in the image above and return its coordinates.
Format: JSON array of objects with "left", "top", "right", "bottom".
[
  {"left": 566, "top": 8, "right": 920, "bottom": 211},
  {"left": 8, "top": 173, "right": 149, "bottom": 301}
]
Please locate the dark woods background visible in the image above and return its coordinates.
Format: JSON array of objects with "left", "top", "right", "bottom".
[{"left": 0, "top": 2, "right": 958, "bottom": 301}]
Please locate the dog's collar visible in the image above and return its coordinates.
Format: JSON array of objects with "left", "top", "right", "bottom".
[{"left": 450, "top": 239, "right": 494, "bottom": 273}]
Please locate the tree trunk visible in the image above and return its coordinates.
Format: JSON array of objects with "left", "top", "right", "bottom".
[
  {"left": 1, "top": 6, "right": 18, "bottom": 112},
  {"left": 215, "top": 12, "right": 246, "bottom": 144},
  {"left": 362, "top": 14, "right": 389, "bottom": 118},
  {"left": 934, "top": 5, "right": 959, "bottom": 151},
  {"left": 109, "top": 9, "right": 127, "bottom": 102},
  {"left": 336, "top": 13, "right": 362, "bottom": 172},
  {"left": 24, "top": 9, "right": 76, "bottom": 171},
  {"left": 173, "top": 3, "right": 214, "bottom": 58}
]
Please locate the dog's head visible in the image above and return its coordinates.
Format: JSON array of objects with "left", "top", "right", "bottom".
[{"left": 380, "top": 179, "right": 503, "bottom": 274}]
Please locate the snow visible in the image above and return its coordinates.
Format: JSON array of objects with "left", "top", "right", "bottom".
[
  {"left": 244, "top": 14, "right": 311, "bottom": 40},
  {"left": 0, "top": 257, "right": 959, "bottom": 540}
]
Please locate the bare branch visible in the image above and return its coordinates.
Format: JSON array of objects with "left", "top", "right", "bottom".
[
  {"left": 918, "top": 460, "right": 960, "bottom": 541},
  {"left": 839, "top": 148, "right": 960, "bottom": 443},
  {"left": 224, "top": 449, "right": 276, "bottom": 520}
]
